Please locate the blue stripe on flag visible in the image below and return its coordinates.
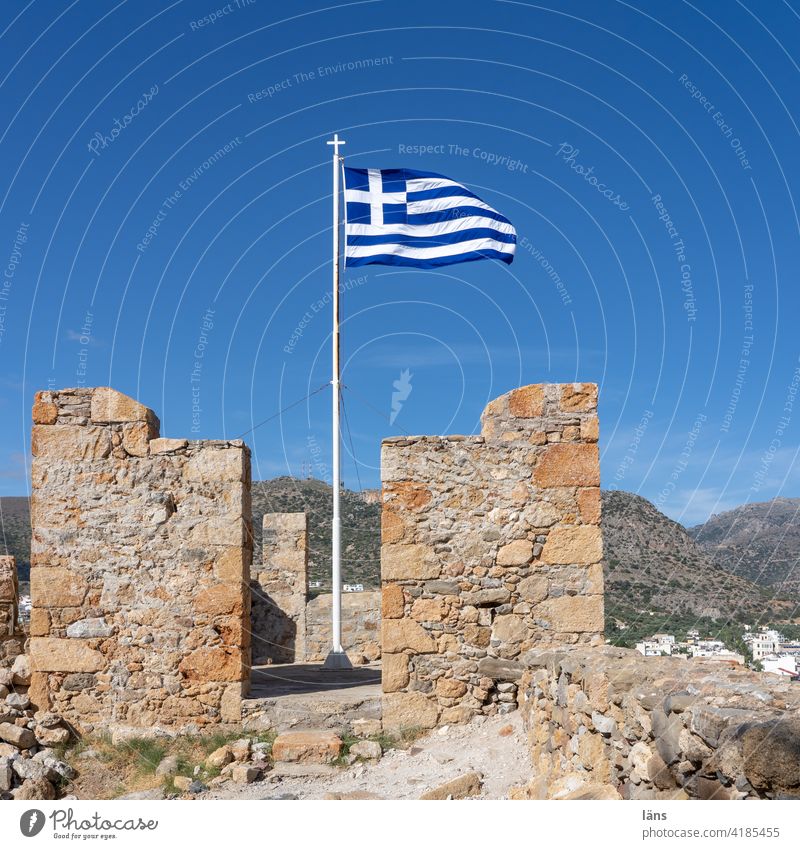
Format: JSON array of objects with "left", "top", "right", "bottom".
[
  {"left": 347, "top": 227, "right": 516, "bottom": 247},
  {"left": 406, "top": 186, "right": 481, "bottom": 203},
  {"left": 346, "top": 249, "right": 514, "bottom": 268}
]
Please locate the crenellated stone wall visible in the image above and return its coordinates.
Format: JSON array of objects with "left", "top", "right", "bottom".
[
  {"left": 250, "top": 513, "right": 308, "bottom": 665},
  {"left": 248, "top": 511, "right": 381, "bottom": 666},
  {"left": 0, "top": 555, "right": 23, "bottom": 667},
  {"left": 29, "top": 387, "right": 252, "bottom": 734},
  {"left": 517, "top": 647, "right": 800, "bottom": 800},
  {"left": 380, "top": 383, "right": 604, "bottom": 731}
]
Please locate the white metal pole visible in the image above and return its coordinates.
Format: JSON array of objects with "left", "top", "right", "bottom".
[{"left": 324, "top": 133, "right": 351, "bottom": 670}]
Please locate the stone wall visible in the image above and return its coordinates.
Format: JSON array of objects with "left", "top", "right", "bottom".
[
  {"left": 380, "top": 383, "right": 603, "bottom": 731},
  {"left": 305, "top": 591, "right": 381, "bottom": 664},
  {"left": 517, "top": 647, "right": 800, "bottom": 800},
  {"left": 29, "top": 387, "right": 252, "bottom": 734},
  {"left": 250, "top": 513, "right": 307, "bottom": 665},
  {"left": 0, "top": 555, "right": 23, "bottom": 667}
]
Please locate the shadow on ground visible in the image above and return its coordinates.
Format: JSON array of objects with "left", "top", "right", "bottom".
[{"left": 249, "top": 663, "right": 381, "bottom": 698}]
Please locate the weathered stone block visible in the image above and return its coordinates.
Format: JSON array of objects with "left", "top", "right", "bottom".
[
  {"left": 272, "top": 730, "right": 343, "bottom": 764},
  {"left": 464, "top": 623, "right": 491, "bottom": 647},
  {"left": 381, "top": 509, "right": 405, "bottom": 544},
  {"left": 536, "top": 596, "right": 603, "bottom": 633},
  {"left": 533, "top": 443, "right": 600, "bottom": 488},
  {"left": 382, "top": 584, "right": 405, "bottom": 619},
  {"left": 194, "top": 584, "right": 244, "bottom": 616},
  {"left": 214, "top": 546, "right": 248, "bottom": 583},
  {"left": 560, "top": 383, "right": 597, "bottom": 412},
  {"left": 382, "top": 619, "right": 436, "bottom": 654},
  {"left": 186, "top": 447, "right": 246, "bottom": 483},
  {"left": 580, "top": 417, "right": 599, "bottom": 442},
  {"left": 30, "top": 568, "right": 88, "bottom": 608},
  {"left": 517, "top": 575, "right": 548, "bottom": 604},
  {"left": 382, "top": 543, "right": 439, "bottom": 580},
  {"left": 220, "top": 684, "right": 244, "bottom": 723},
  {"left": 508, "top": 385, "right": 545, "bottom": 418},
  {"left": 65, "top": 618, "right": 113, "bottom": 638},
  {"left": 30, "top": 638, "right": 105, "bottom": 673},
  {"left": 496, "top": 539, "right": 533, "bottom": 566},
  {"left": 576, "top": 488, "right": 601, "bottom": 524},
  {"left": 411, "top": 597, "right": 449, "bottom": 622},
  {"left": 383, "top": 691, "right": 439, "bottom": 730},
  {"left": 91, "top": 387, "right": 158, "bottom": 426},
  {"left": 435, "top": 677, "right": 467, "bottom": 698},
  {"left": 477, "top": 656, "right": 524, "bottom": 681},
  {"left": 32, "top": 392, "right": 58, "bottom": 424},
  {"left": 29, "top": 608, "right": 50, "bottom": 636},
  {"left": 492, "top": 614, "right": 528, "bottom": 643},
  {"left": 121, "top": 422, "right": 153, "bottom": 457},
  {"left": 149, "top": 437, "right": 188, "bottom": 454},
  {"left": 382, "top": 652, "right": 410, "bottom": 692},
  {"left": 540, "top": 525, "right": 603, "bottom": 565},
  {"left": 468, "top": 588, "right": 511, "bottom": 606},
  {"left": 385, "top": 482, "right": 432, "bottom": 511},
  {"left": 179, "top": 647, "right": 243, "bottom": 682},
  {"left": 31, "top": 425, "right": 112, "bottom": 461}
]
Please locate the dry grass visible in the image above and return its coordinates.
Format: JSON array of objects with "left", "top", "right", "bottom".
[{"left": 61, "top": 730, "right": 277, "bottom": 799}]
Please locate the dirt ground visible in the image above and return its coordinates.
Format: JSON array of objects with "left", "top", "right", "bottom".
[{"left": 202, "top": 712, "right": 530, "bottom": 801}]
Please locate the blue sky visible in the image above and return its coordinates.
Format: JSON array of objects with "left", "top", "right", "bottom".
[{"left": 1, "top": 0, "right": 799, "bottom": 526}]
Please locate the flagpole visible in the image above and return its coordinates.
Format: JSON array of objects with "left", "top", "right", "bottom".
[{"left": 324, "top": 133, "right": 351, "bottom": 671}]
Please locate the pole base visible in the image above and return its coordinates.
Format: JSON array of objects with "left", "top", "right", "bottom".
[{"left": 322, "top": 650, "right": 353, "bottom": 670}]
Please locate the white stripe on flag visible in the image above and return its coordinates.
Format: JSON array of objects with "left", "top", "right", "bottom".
[
  {"left": 404, "top": 177, "right": 466, "bottom": 193},
  {"left": 346, "top": 235, "right": 514, "bottom": 259},
  {"left": 346, "top": 215, "right": 516, "bottom": 238},
  {"left": 367, "top": 169, "right": 383, "bottom": 226},
  {"left": 406, "top": 196, "right": 496, "bottom": 215}
]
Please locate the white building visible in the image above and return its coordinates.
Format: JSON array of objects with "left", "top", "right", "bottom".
[
  {"left": 690, "top": 639, "right": 725, "bottom": 657},
  {"left": 689, "top": 645, "right": 744, "bottom": 664},
  {"left": 636, "top": 640, "right": 673, "bottom": 657},
  {"left": 751, "top": 629, "right": 783, "bottom": 661},
  {"left": 762, "top": 654, "right": 798, "bottom": 677},
  {"left": 343, "top": 583, "right": 364, "bottom": 593},
  {"left": 17, "top": 594, "right": 31, "bottom": 622}
]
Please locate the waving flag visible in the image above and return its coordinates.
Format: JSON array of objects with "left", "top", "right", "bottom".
[{"left": 343, "top": 168, "right": 516, "bottom": 268}]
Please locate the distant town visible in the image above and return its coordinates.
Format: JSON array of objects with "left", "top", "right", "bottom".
[{"left": 629, "top": 624, "right": 800, "bottom": 679}]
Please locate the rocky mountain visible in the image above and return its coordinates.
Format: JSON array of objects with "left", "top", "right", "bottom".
[
  {"left": 688, "top": 498, "right": 800, "bottom": 597},
  {"left": 601, "top": 490, "right": 795, "bottom": 623}
]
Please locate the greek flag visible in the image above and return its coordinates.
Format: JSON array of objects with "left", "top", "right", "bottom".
[{"left": 343, "top": 168, "right": 516, "bottom": 268}]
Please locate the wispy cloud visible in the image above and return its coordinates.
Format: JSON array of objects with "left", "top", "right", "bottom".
[{"left": 65, "top": 329, "right": 103, "bottom": 347}]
